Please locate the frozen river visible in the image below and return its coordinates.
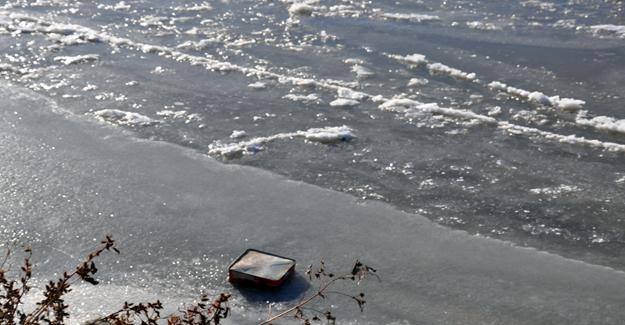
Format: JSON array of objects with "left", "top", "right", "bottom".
[{"left": 1, "top": 0, "right": 625, "bottom": 324}]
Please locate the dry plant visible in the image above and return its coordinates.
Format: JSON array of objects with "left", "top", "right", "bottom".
[
  {"left": 0, "top": 236, "right": 376, "bottom": 325},
  {"left": 260, "top": 260, "right": 378, "bottom": 325}
]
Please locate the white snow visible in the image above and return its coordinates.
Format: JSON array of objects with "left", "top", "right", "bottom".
[
  {"left": 379, "top": 98, "right": 497, "bottom": 125},
  {"left": 387, "top": 53, "right": 428, "bottom": 66},
  {"left": 230, "top": 130, "right": 247, "bottom": 139},
  {"left": 93, "top": 109, "right": 159, "bottom": 127},
  {"left": 529, "top": 185, "right": 581, "bottom": 196},
  {"left": 407, "top": 78, "right": 429, "bottom": 86},
  {"left": 283, "top": 93, "right": 321, "bottom": 103},
  {"left": 208, "top": 125, "right": 355, "bottom": 158},
  {"left": 380, "top": 13, "right": 440, "bottom": 23},
  {"left": 497, "top": 122, "right": 625, "bottom": 153},
  {"left": 351, "top": 64, "right": 375, "bottom": 79},
  {"left": 466, "top": 21, "right": 501, "bottom": 31},
  {"left": 589, "top": 24, "right": 625, "bottom": 38},
  {"left": 488, "top": 81, "right": 585, "bottom": 110},
  {"left": 576, "top": 114, "right": 625, "bottom": 135},
  {"left": 156, "top": 110, "right": 202, "bottom": 123},
  {"left": 173, "top": 2, "right": 213, "bottom": 12},
  {"left": 53, "top": 54, "right": 99, "bottom": 65},
  {"left": 427, "top": 62, "right": 477, "bottom": 81},
  {"left": 336, "top": 87, "right": 368, "bottom": 101},
  {"left": 248, "top": 81, "right": 267, "bottom": 89},
  {"left": 288, "top": 3, "right": 314, "bottom": 16},
  {"left": 329, "top": 98, "right": 360, "bottom": 107}
]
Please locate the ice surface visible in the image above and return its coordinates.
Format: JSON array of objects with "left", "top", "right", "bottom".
[
  {"left": 3, "top": 84, "right": 625, "bottom": 324},
  {"left": 1, "top": 1, "right": 625, "bottom": 322}
]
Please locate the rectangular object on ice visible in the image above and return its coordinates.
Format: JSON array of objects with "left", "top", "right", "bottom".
[{"left": 228, "top": 249, "right": 296, "bottom": 287}]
